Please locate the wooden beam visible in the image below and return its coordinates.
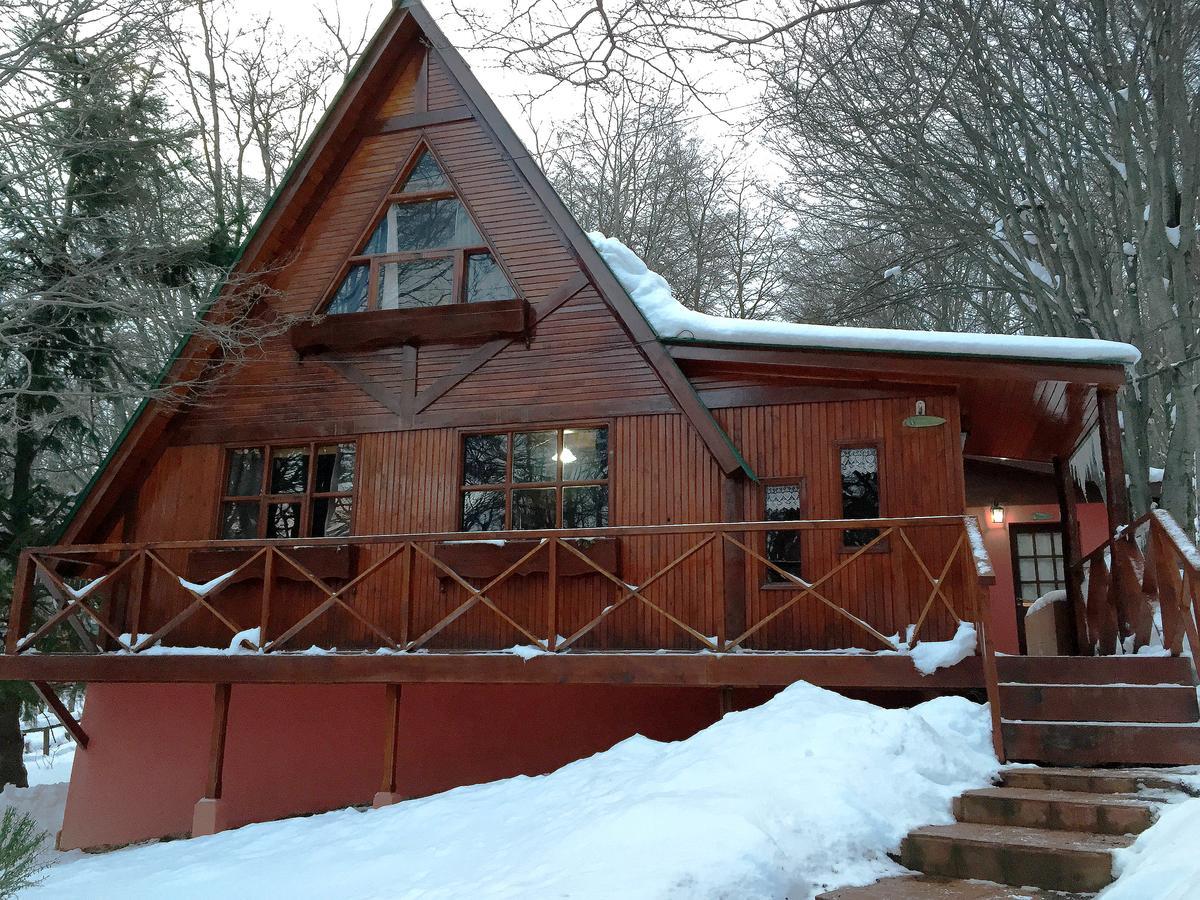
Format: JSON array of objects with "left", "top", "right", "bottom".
[
  {"left": 375, "top": 106, "right": 473, "bottom": 134},
  {"left": 380, "top": 684, "right": 401, "bottom": 794},
  {"left": 318, "top": 357, "right": 406, "bottom": 421},
  {"left": 206, "top": 683, "right": 232, "bottom": 800},
  {"left": 1097, "top": 386, "right": 1141, "bottom": 649},
  {"left": 31, "top": 682, "right": 88, "bottom": 749},
  {"left": 1053, "top": 456, "right": 1085, "bottom": 654},
  {"left": 721, "top": 476, "right": 747, "bottom": 647},
  {"left": 0, "top": 652, "right": 985, "bottom": 690},
  {"left": 669, "top": 343, "right": 1128, "bottom": 388}
]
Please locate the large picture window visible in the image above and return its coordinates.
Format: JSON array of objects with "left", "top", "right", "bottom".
[
  {"left": 322, "top": 147, "right": 516, "bottom": 314},
  {"left": 460, "top": 427, "right": 609, "bottom": 531},
  {"left": 219, "top": 442, "right": 356, "bottom": 539},
  {"left": 840, "top": 445, "right": 881, "bottom": 547}
]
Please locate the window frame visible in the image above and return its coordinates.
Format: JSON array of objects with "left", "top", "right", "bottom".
[
  {"left": 215, "top": 439, "right": 359, "bottom": 540},
  {"left": 1009, "top": 522, "right": 1066, "bottom": 605},
  {"left": 836, "top": 439, "right": 888, "bottom": 552},
  {"left": 316, "top": 139, "right": 522, "bottom": 315},
  {"left": 456, "top": 422, "right": 613, "bottom": 532},
  {"left": 760, "top": 476, "right": 807, "bottom": 589}
]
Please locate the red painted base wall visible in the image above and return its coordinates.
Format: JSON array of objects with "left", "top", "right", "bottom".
[{"left": 58, "top": 682, "right": 722, "bottom": 850}]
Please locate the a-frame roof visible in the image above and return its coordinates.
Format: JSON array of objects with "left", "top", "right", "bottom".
[{"left": 58, "top": 0, "right": 748, "bottom": 546}]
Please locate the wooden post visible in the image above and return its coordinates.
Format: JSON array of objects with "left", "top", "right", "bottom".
[
  {"left": 127, "top": 550, "right": 149, "bottom": 647},
  {"left": 205, "top": 683, "right": 231, "bottom": 800},
  {"left": 1097, "top": 387, "right": 1138, "bottom": 650},
  {"left": 721, "top": 475, "right": 747, "bottom": 649},
  {"left": 374, "top": 684, "right": 402, "bottom": 807},
  {"left": 5, "top": 552, "right": 35, "bottom": 654},
  {"left": 546, "top": 539, "right": 558, "bottom": 651},
  {"left": 259, "top": 547, "right": 274, "bottom": 648},
  {"left": 1052, "top": 456, "right": 1084, "bottom": 654},
  {"left": 398, "top": 543, "right": 413, "bottom": 650}
]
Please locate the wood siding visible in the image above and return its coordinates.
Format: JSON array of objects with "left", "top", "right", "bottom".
[{"left": 124, "top": 393, "right": 968, "bottom": 652}]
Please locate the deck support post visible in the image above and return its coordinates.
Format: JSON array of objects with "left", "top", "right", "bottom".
[
  {"left": 721, "top": 476, "right": 747, "bottom": 648},
  {"left": 1097, "top": 387, "right": 1141, "bottom": 650},
  {"left": 373, "top": 684, "right": 404, "bottom": 808},
  {"left": 193, "top": 682, "right": 231, "bottom": 837},
  {"left": 1052, "top": 456, "right": 1084, "bottom": 655}
]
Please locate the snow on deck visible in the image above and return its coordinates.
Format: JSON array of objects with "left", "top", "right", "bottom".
[
  {"left": 27, "top": 683, "right": 999, "bottom": 899},
  {"left": 589, "top": 233, "right": 1141, "bottom": 366}
]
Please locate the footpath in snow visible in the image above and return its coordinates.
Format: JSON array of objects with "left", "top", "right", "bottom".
[{"left": 26, "top": 683, "right": 999, "bottom": 899}]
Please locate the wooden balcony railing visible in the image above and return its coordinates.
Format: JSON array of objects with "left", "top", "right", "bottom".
[
  {"left": 1074, "top": 507, "right": 1200, "bottom": 656},
  {"left": 5, "top": 516, "right": 997, "bottom": 662}
]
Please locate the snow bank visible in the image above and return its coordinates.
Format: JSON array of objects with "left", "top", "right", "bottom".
[
  {"left": 28, "top": 683, "right": 998, "bottom": 899},
  {"left": 0, "top": 783, "right": 67, "bottom": 852},
  {"left": 1026, "top": 589, "right": 1067, "bottom": 618},
  {"left": 589, "top": 232, "right": 1140, "bottom": 365},
  {"left": 1102, "top": 797, "right": 1200, "bottom": 900}
]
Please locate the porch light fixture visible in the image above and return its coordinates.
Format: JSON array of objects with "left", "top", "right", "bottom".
[
  {"left": 990, "top": 500, "right": 1005, "bottom": 525},
  {"left": 902, "top": 399, "right": 947, "bottom": 429}
]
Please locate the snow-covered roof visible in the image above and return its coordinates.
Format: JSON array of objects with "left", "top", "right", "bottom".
[{"left": 588, "top": 233, "right": 1141, "bottom": 367}]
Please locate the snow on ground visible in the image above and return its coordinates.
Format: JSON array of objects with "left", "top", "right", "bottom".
[
  {"left": 589, "top": 232, "right": 1141, "bottom": 365},
  {"left": 25, "top": 683, "right": 999, "bottom": 900},
  {"left": 0, "top": 729, "right": 77, "bottom": 856},
  {"left": 1102, "top": 796, "right": 1200, "bottom": 900}
]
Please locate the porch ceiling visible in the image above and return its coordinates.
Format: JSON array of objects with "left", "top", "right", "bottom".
[{"left": 670, "top": 344, "right": 1122, "bottom": 463}]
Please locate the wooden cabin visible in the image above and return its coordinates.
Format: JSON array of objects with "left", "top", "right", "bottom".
[{"left": 4, "top": 1, "right": 1196, "bottom": 852}]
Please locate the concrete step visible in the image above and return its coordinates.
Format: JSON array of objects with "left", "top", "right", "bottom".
[
  {"left": 901, "top": 822, "right": 1132, "bottom": 893},
  {"left": 1003, "top": 721, "right": 1200, "bottom": 766},
  {"left": 999, "top": 683, "right": 1200, "bottom": 723},
  {"left": 816, "top": 873, "right": 1092, "bottom": 898},
  {"left": 1001, "top": 766, "right": 1199, "bottom": 796},
  {"left": 954, "top": 786, "right": 1159, "bottom": 835},
  {"left": 996, "top": 655, "right": 1195, "bottom": 686}
]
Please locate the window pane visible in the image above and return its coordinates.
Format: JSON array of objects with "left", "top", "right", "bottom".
[
  {"left": 266, "top": 502, "right": 302, "bottom": 539},
  {"left": 327, "top": 264, "right": 369, "bottom": 314},
  {"left": 513, "top": 431, "right": 557, "bottom": 483},
  {"left": 465, "top": 252, "right": 515, "bottom": 302},
  {"left": 364, "top": 200, "right": 481, "bottom": 254},
  {"left": 311, "top": 497, "right": 352, "bottom": 538},
  {"left": 315, "top": 444, "right": 355, "bottom": 493},
  {"left": 463, "top": 434, "right": 508, "bottom": 485},
  {"left": 221, "top": 501, "right": 259, "bottom": 539},
  {"left": 461, "top": 490, "right": 505, "bottom": 531},
  {"left": 399, "top": 151, "right": 448, "bottom": 193},
  {"left": 1019, "top": 559, "right": 1037, "bottom": 580},
  {"left": 513, "top": 488, "right": 556, "bottom": 529},
  {"left": 562, "top": 428, "right": 607, "bottom": 481},
  {"left": 225, "top": 448, "right": 263, "bottom": 496},
  {"left": 378, "top": 258, "right": 454, "bottom": 309},
  {"left": 563, "top": 485, "right": 608, "bottom": 528},
  {"left": 1035, "top": 532, "right": 1053, "bottom": 554},
  {"left": 1017, "top": 532, "right": 1034, "bottom": 553},
  {"left": 1036, "top": 558, "right": 1056, "bottom": 580},
  {"left": 840, "top": 446, "right": 880, "bottom": 546},
  {"left": 270, "top": 447, "right": 309, "bottom": 494},
  {"left": 766, "top": 531, "right": 802, "bottom": 582}
]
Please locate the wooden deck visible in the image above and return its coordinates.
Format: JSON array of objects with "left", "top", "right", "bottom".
[{"left": 4, "top": 516, "right": 998, "bottom": 688}]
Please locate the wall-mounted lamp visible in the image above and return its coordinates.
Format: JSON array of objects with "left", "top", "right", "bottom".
[{"left": 990, "top": 500, "right": 1005, "bottom": 525}]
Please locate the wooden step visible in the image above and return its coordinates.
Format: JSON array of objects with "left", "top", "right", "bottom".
[
  {"left": 954, "top": 786, "right": 1158, "bottom": 835},
  {"left": 816, "top": 873, "right": 1092, "bottom": 898},
  {"left": 996, "top": 655, "right": 1195, "bottom": 686},
  {"left": 901, "top": 822, "right": 1132, "bottom": 893},
  {"left": 998, "top": 683, "right": 1200, "bottom": 723},
  {"left": 1003, "top": 721, "right": 1200, "bottom": 766},
  {"left": 1001, "top": 766, "right": 1197, "bottom": 795}
]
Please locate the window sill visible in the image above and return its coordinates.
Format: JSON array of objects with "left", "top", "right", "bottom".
[{"left": 289, "top": 298, "right": 531, "bottom": 355}]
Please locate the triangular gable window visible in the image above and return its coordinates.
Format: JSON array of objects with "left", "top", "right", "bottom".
[{"left": 323, "top": 147, "right": 517, "bottom": 315}]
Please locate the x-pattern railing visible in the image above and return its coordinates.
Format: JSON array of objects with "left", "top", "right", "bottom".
[{"left": 6, "top": 516, "right": 994, "bottom": 657}]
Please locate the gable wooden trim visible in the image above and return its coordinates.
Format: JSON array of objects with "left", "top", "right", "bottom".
[
  {"left": 317, "top": 356, "right": 407, "bottom": 424},
  {"left": 376, "top": 106, "right": 473, "bottom": 134}
]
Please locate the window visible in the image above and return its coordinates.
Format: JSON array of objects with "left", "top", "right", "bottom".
[
  {"left": 219, "top": 442, "right": 356, "bottom": 539},
  {"left": 840, "top": 445, "right": 881, "bottom": 547},
  {"left": 322, "top": 148, "right": 516, "bottom": 314},
  {"left": 1012, "top": 525, "right": 1066, "bottom": 605},
  {"left": 460, "top": 427, "right": 608, "bottom": 531},
  {"left": 764, "top": 481, "right": 805, "bottom": 583}
]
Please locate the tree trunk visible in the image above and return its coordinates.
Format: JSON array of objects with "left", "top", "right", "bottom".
[{"left": 0, "top": 693, "right": 28, "bottom": 790}]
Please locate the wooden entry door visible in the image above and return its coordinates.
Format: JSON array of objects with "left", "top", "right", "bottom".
[{"left": 1010, "top": 522, "right": 1067, "bottom": 653}]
